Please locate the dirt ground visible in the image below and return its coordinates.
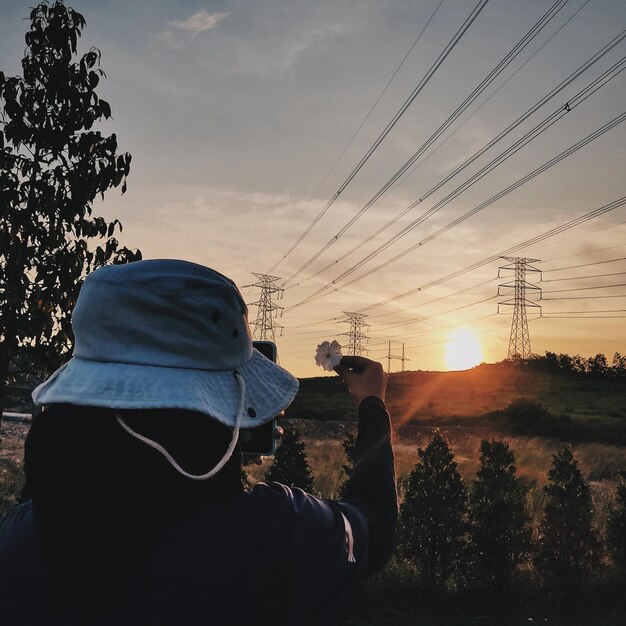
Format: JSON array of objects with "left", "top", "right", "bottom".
[{"left": 0, "top": 415, "right": 30, "bottom": 465}]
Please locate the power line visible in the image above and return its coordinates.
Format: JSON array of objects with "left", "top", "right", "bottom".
[
  {"left": 541, "top": 315, "right": 626, "bottom": 319},
  {"left": 384, "top": 0, "right": 593, "bottom": 190},
  {"left": 283, "top": 0, "right": 574, "bottom": 285},
  {"left": 542, "top": 308, "right": 626, "bottom": 314},
  {"left": 541, "top": 270, "right": 626, "bottom": 282},
  {"left": 288, "top": 105, "right": 626, "bottom": 311},
  {"left": 543, "top": 294, "right": 626, "bottom": 300},
  {"left": 301, "top": 0, "right": 446, "bottom": 208},
  {"left": 368, "top": 277, "right": 497, "bottom": 322},
  {"left": 542, "top": 282, "right": 626, "bottom": 294},
  {"left": 543, "top": 256, "right": 626, "bottom": 272},
  {"left": 353, "top": 196, "right": 626, "bottom": 313},
  {"left": 287, "top": 28, "right": 626, "bottom": 290},
  {"left": 267, "top": 0, "right": 491, "bottom": 273},
  {"left": 542, "top": 242, "right": 626, "bottom": 265},
  {"left": 369, "top": 312, "right": 496, "bottom": 345},
  {"left": 530, "top": 219, "right": 626, "bottom": 261},
  {"left": 375, "top": 295, "right": 497, "bottom": 333}
]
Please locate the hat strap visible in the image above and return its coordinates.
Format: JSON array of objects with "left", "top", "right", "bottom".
[{"left": 114, "top": 370, "right": 245, "bottom": 481}]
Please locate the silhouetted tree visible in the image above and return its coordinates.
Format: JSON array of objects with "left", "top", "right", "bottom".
[
  {"left": 470, "top": 439, "right": 531, "bottom": 592},
  {"left": 0, "top": 0, "right": 140, "bottom": 419},
  {"left": 587, "top": 353, "right": 609, "bottom": 378},
  {"left": 264, "top": 424, "right": 314, "bottom": 492},
  {"left": 612, "top": 353, "right": 626, "bottom": 379},
  {"left": 536, "top": 446, "right": 602, "bottom": 591},
  {"left": 400, "top": 430, "right": 469, "bottom": 591},
  {"left": 607, "top": 471, "right": 626, "bottom": 570},
  {"left": 338, "top": 430, "right": 357, "bottom": 497}
]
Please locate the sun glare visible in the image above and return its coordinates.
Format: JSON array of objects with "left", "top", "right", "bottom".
[{"left": 444, "top": 328, "right": 483, "bottom": 371}]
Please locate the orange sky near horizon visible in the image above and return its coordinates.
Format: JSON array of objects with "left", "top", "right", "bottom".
[{"left": 2, "top": 0, "right": 624, "bottom": 378}]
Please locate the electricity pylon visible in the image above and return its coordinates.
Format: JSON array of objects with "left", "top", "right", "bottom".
[
  {"left": 340, "top": 312, "right": 368, "bottom": 356},
  {"left": 497, "top": 257, "right": 542, "bottom": 359},
  {"left": 386, "top": 342, "right": 410, "bottom": 372},
  {"left": 244, "top": 273, "right": 284, "bottom": 341}
]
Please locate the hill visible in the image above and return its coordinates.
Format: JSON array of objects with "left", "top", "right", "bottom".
[{"left": 287, "top": 362, "right": 626, "bottom": 445}]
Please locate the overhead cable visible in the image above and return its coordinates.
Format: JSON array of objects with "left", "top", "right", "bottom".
[
  {"left": 288, "top": 107, "right": 626, "bottom": 310},
  {"left": 543, "top": 256, "right": 626, "bottom": 271},
  {"left": 543, "top": 294, "right": 626, "bottom": 300},
  {"left": 283, "top": 0, "right": 572, "bottom": 285},
  {"left": 299, "top": 0, "right": 446, "bottom": 209},
  {"left": 354, "top": 196, "right": 626, "bottom": 312},
  {"left": 288, "top": 26, "right": 626, "bottom": 289},
  {"left": 267, "top": 0, "right": 491, "bottom": 273},
  {"left": 541, "top": 270, "right": 626, "bottom": 282}
]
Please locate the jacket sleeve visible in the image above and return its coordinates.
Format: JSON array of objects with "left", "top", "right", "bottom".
[{"left": 339, "top": 395, "right": 397, "bottom": 575}]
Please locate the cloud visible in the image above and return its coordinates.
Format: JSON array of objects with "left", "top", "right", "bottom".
[
  {"left": 156, "top": 10, "right": 228, "bottom": 49},
  {"left": 170, "top": 10, "right": 229, "bottom": 34}
]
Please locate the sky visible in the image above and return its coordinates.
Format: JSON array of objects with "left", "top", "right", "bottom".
[{"left": 1, "top": 0, "right": 625, "bottom": 377}]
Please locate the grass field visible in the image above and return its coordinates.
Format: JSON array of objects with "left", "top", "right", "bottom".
[{"left": 3, "top": 363, "right": 626, "bottom": 623}]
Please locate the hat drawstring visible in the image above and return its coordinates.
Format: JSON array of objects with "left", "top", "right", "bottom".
[{"left": 114, "top": 370, "right": 245, "bottom": 481}]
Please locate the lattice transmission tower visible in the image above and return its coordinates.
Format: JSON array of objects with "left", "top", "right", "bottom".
[
  {"left": 340, "top": 312, "right": 369, "bottom": 356},
  {"left": 386, "top": 342, "right": 410, "bottom": 373},
  {"left": 244, "top": 273, "right": 284, "bottom": 341},
  {"left": 497, "top": 257, "right": 542, "bottom": 359}
]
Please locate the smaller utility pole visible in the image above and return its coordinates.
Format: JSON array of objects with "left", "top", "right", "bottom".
[
  {"left": 386, "top": 341, "right": 409, "bottom": 373},
  {"left": 244, "top": 273, "right": 284, "bottom": 341},
  {"left": 400, "top": 343, "right": 409, "bottom": 372},
  {"left": 340, "top": 312, "right": 369, "bottom": 356}
]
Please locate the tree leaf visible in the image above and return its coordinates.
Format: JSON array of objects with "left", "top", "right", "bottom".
[{"left": 99, "top": 99, "right": 111, "bottom": 118}]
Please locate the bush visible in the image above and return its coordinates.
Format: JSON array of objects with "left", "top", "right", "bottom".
[
  {"left": 399, "top": 430, "right": 470, "bottom": 591},
  {"left": 264, "top": 424, "right": 314, "bottom": 492},
  {"left": 498, "top": 397, "right": 578, "bottom": 441},
  {"left": 606, "top": 472, "right": 626, "bottom": 570},
  {"left": 470, "top": 439, "right": 531, "bottom": 593},
  {"left": 0, "top": 458, "right": 26, "bottom": 520},
  {"left": 536, "top": 446, "right": 602, "bottom": 592},
  {"left": 338, "top": 430, "right": 357, "bottom": 498}
]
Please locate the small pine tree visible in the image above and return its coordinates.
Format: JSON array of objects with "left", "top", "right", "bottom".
[
  {"left": 338, "top": 430, "right": 357, "bottom": 498},
  {"left": 470, "top": 439, "right": 531, "bottom": 592},
  {"left": 264, "top": 424, "right": 314, "bottom": 492},
  {"left": 606, "top": 471, "right": 626, "bottom": 570},
  {"left": 399, "top": 430, "right": 469, "bottom": 591},
  {"left": 536, "top": 446, "right": 602, "bottom": 591}
]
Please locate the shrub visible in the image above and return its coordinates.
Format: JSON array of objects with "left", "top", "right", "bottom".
[
  {"left": 338, "top": 430, "right": 357, "bottom": 498},
  {"left": 499, "top": 398, "right": 577, "bottom": 441},
  {"left": 0, "top": 458, "right": 26, "bottom": 520},
  {"left": 536, "top": 446, "right": 602, "bottom": 592},
  {"left": 470, "top": 439, "right": 531, "bottom": 593},
  {"left": 399, "top": 430, "right": 470, "bottom": 591},
  {"left": 606, "top": 472, "right": 626, "bottom": 570},
  {"left": 264, "top": 424, "right": 314, "bottom": 492}
]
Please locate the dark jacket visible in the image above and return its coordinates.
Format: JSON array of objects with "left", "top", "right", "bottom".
[{"left": 0, "top": 396, "right": 396, "bottom": 626}]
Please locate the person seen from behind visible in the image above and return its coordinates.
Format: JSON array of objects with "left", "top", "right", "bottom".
[{"left": 0, "top": 259, "right": 397, "bottom": 626}]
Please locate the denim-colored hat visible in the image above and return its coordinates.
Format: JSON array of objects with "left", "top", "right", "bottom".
[{"left": 32, "top": 260, "right": 299, "bottom": 479}]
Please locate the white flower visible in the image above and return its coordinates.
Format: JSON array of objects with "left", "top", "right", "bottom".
[{"left": 315, "top": 340, "right": 343, "bottom": 371}]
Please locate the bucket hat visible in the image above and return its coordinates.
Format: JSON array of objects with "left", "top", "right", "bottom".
[{"left": 32, "top": 259, "right": 299, "bottom": 479}]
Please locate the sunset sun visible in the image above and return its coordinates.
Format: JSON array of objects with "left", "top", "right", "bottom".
[{"left": 444, "top": 328, "right": 483, "bottom": 371}]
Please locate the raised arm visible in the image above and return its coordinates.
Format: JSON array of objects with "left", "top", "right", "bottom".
[{"left": 335, "top": 357, "right": 397, "bottom": 575}]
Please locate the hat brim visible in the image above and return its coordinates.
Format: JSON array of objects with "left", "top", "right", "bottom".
[{"left": 32, "top": 348, "right": 299, "bottom": 429}]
